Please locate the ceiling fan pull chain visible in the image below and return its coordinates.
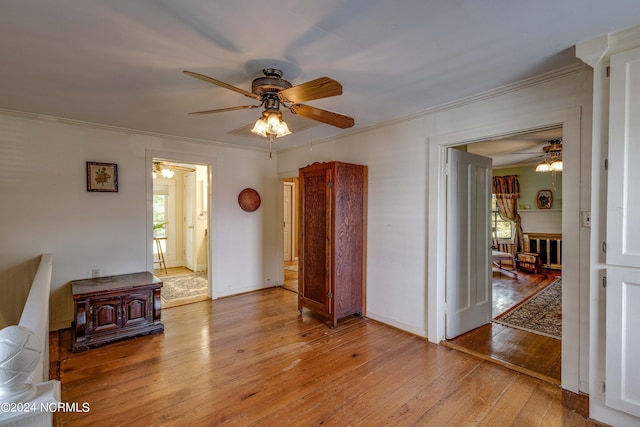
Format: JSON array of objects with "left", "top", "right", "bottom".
[{"left": 269, "top": 134, "right": 274, "bottom": 158}]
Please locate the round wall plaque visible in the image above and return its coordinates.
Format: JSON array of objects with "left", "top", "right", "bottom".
[{"left": 238, "top": 188, "right": 261, "bottom": 212}]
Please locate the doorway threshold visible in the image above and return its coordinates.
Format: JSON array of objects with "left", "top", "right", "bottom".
[
  {"left": 162, "top": 294, "right": 209, "bottom": 309},
  {"left": 441, "top": 338, "right": 560, "bottom": 385},
  {"left": 441, "top": 322, "right": 561, "bottom": 386}
]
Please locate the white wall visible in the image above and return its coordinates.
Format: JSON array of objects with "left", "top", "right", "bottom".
[
  {"left": 278, "top": 65, "right": 593, "bottom": 392},
  {"left": 0, "top": 113, "right": 279, "bottom": 329},
  {"left": 279, "top": 117, "right": 431, "bottom": 336},
  {"left": 519, "top": 211, "right": 562, "bottom": 234}
]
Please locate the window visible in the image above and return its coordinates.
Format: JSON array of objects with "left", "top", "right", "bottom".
[
  {"left": 492, "top": 195, "right": 513, "bottom": 240},
  {"left": 153, "top": 185, "right": 169, "bottom": 254}
]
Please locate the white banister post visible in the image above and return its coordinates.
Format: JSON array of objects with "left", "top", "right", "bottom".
[{"left": 0, "top": 326, "right": 41, "bottom": 403}]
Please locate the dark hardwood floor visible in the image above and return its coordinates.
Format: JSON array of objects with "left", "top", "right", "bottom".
[
  {"left": 445, "top": 267, "right": 562, "bottom": 384},
  {"left": 49, "top": 284, "right": 598, "bottom": 426}
]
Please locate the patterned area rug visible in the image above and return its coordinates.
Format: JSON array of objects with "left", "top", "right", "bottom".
[
  {"left": 494, "top": 278, "right": 562, "bottom": 339},
  {"left": 161, "top": 272, "right": 208, "bottom": 302}
]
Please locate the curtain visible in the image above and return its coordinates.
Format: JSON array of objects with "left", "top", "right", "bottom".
[{"left": 492, "top": 175, "right": 524, "bottom": 252}]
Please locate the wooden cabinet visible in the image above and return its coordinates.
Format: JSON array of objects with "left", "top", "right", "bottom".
[
  {"left": 298, "top": 161, "right": 367, "bottom": 327},
  {"left": 72, "top": 272, "right": 164, "bottom": 352}
]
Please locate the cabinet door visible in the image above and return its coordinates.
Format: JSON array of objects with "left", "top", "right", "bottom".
[
  {"left": 122, "top": 292, "right": 151, "bottom": 328},
  {"left": 606, "top": 268, "right": 640, "bottom": 417},
  {"left": 605, "top": 47, "right": 640, "bottom": 418},
  {"left": 607, "top": 47, "right": 640, "bottom": 267},
  {"left": 332, "top": 163, "right": 365, "bottom": 318},
  {"left": 299, "top": 166, "right": 332, "bottom": 317},
  {"left": 89, "top": 297, "right": 121, "bottom": 334}
]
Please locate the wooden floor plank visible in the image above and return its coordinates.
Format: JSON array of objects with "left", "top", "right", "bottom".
[
  {"left": 51, "top": 287, "right": 598, "bottom": 426},
  {"left": 447, "top": 268, "right": 562, "bottom": 383}
]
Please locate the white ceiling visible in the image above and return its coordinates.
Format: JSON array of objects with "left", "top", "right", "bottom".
[
  {"left": 1, "top": 1, "right": 639, "bottom": 152},
  {"left": 467, "top": 127, "right": 563, "bottom": 167}
]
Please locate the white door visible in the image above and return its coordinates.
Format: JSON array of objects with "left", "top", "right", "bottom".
[
  {"left": 184, "top": 172, "right": 196, "bottom": 271},
  {"left": 607, "top": 47, "right": 640, "bottom": 268},
  {"left": 283, "top": 183, "right": 293, "bottom": 262},
  {"left": 605, "top": 47, "right": 640, "bottom": 417},
  {"left": 445, "top": 148, "right": 493, "bottom": 339}
]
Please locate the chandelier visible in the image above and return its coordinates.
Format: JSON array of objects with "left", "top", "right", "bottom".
[{"left": 535, "top": 139, "right": 563, "bottom": 172}]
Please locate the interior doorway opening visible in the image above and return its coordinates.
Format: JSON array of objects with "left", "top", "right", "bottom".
[
  {"left": 443, "top": 127, "right": 564, "bottom": 383},
  {"left": 282, "top": 178, "right": 299, "bottom": 294},
  {"left": 151, "top": 158, "right": 210, "bottom": 308}
]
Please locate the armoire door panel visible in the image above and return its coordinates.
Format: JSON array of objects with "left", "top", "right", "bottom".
[
  {"left": 300, "top": 170, "right": 331, "bottom": 314},
  {"left": 333, "top": 163, "right": 365, "bottom": 318},
  {"left": 298, "top": 161, "right": 366, "bottom": 327}
]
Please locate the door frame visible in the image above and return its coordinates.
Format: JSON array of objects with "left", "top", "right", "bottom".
[
  {"left": 146, "top": 149, "right": 214, "bottom": 297},
  {"left": 277, "top": 172, "right": 300, "bottom": 286},
  {"left": 184, "top": 171, "right": 196, "bottom": 271},
  {"left": 283, "top": 181, "right": 295, "bottom": 262},
  {"left": 427, "top": 107, "right": 584, "bottom": 393}
]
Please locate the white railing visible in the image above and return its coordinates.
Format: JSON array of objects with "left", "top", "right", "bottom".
[
  {"left": 18, "top": 253, "right": 53, "bottom": 384},
  {"left": 0, "top": 254, "right": 60, "bottom": 426}
]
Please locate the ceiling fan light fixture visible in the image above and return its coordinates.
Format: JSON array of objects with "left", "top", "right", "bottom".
[
  {"left": 535, "top": 161, "right": 551, "bottom": 172},
  {"left": 153, "top": 162, "right": 174, "bottom": 179},
  {"left": 251, "top": 111, "right": 291, "bottom": 139},
  {"left": 536, "top": 138, "right": 563, "bottom": 173},
  {"left": 161, "top": 167, "right": 175, "bottom": 178},
  {"left": 550, "top": 159, "right": 563, "bottom": 172}
]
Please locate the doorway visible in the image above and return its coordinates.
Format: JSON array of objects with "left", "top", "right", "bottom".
[
  {"left": 436, "top": 121, "right": 577, "bottom": 384},
  {"left": 152, "top": 159, "right": 210, "bottom": 308},
  {"left": 282, "top": 178, "right": 299, "bottom": 293}
]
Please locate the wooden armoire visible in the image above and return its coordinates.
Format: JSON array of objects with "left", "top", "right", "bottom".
[{"left": 298, "top": 161, "right": 367, "bottom": 327}]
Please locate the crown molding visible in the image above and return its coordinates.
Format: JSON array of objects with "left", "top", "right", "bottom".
[
  {"left": 0, "top": 107, "right": 269, "bottom": 154},
  {"left": 279, "top": 62, "right": 589, "bottom": 154}
]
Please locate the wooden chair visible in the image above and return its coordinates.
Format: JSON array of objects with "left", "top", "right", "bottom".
[
  {"left": 516, "top": 252, "right": 541, "bottom": 274},
  {"left": 492, "top": 239, "right": 517, "bottom": 271}
]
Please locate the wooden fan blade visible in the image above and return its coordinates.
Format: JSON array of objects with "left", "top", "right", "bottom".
[
  {"left": 184, "top": 70, "right": 261, "bottom": 100},
  {"left": 290, "top": 104, "right": 354, "bottom": 129},
  {"left": 279, "top": 77, "right": 342, "bottom": 103},
  {"left": 188, "top": 105, "right": 260, "bottom": 115}
]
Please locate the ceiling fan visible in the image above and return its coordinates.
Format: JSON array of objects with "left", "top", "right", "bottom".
[
  {"left": 152, "top": 161, "right": 195, "bottom": 179},
  {"left": 184, "top": 68, "right": 355, "bottom": 152},
  {"left": 535, "top": 139, "right": 563, "bottom": 172},
  {"left": 511, "top": 139, "right": 563, "bottom": 171}
]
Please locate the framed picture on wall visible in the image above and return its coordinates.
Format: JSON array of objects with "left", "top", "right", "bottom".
[
  {"left": 87, "top": 162, "right": 118, "bottom": 192},
  {"left": 536, "top": 189, "right": 553, "bottom": 209}
]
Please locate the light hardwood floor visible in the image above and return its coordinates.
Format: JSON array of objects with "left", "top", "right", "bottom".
[
  {"left": 282, "top": 261, "right": 298, "bottom": 293},
  {"left": 446, "top": 268, "right": 562, "bottom": 384},
  {"left": 153, "top": 266, "right": 193, "bottom": 278},
  {"left": 49, "top": 286, "right": 599, "bottom": 426}
]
